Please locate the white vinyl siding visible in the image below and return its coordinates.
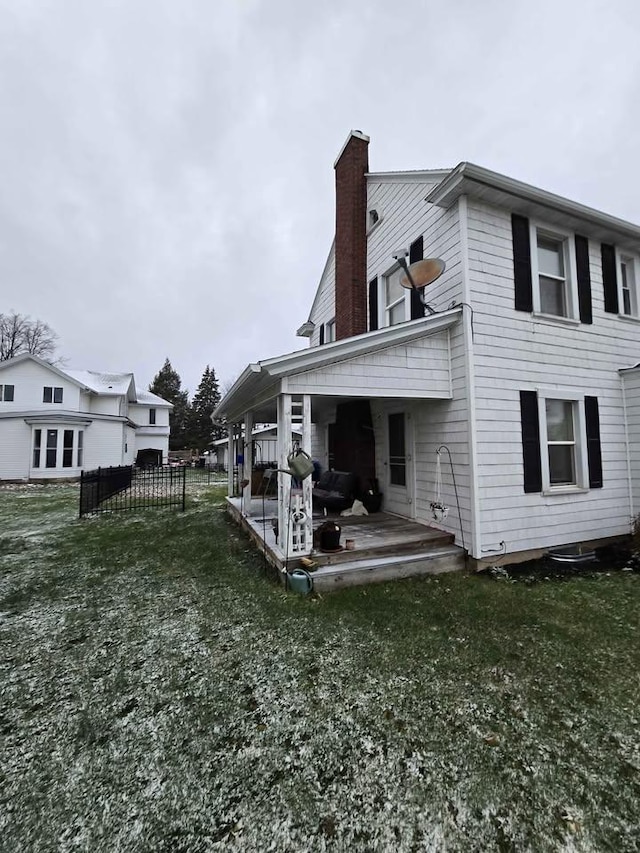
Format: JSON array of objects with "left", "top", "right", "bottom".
[
  {"left": 467, "top": 197, "right": 640, "bottom": 557},
  {"left": 366, "top": 177, "right": 462, "bottom": 329},
  {"left": 285, "top": 331, "right": 453, "bottom": 399},
  {"left": 307, "top": 246, "right": 336, "bottom": 347}
]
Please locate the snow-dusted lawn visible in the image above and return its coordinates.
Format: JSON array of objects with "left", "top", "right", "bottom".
[{"left": 1, "top": 484, "right": 639, "bottom": 852}]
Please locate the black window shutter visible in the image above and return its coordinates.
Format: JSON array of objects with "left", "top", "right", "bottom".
[
  {"left": 575, "top": 234, "right": 592, "bottom": 324},
  {"left": 520, "top": 390, "right": 542, "bottom": 493},
  {"left": 409, "top": 236, "right": 424, "bottom": 320},
  {"left": 585, "top": 396, "right": 603, "bottom": 488},
  {"left": 319, "top": 324, "right": 325, "bottom": 345},
  {"left": 601, "top": 243, "right": 618, "bottom": 314},
  {"left": 512, "top": 214, "right": 533, "bottom": 312},
  {"left": 368, "top": 277, "right": 378, "bottom": 331}
]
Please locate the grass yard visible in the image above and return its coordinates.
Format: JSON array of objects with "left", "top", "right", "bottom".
[{"left": 1, "top": 484, "right": 639, "bottom": 852}]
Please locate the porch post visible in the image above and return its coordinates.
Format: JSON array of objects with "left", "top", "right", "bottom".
[
  {"left": 227, "top": 424, "right": 234, "bottom": 496},
  {"left": 242, "top": 411, "right": 253, "bottom": 516},
  {"left": 277, "top": 393, "right": 292, "bottom": 558},
  {"left": 301, "top": 393, "right": 313, "bottom": 537}
]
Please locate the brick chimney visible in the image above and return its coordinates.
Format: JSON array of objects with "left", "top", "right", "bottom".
[{"left": 334, "top": 130, "right": 369, "bottom": 340}]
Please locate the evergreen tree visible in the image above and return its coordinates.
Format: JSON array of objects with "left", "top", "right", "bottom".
[
  {"left": 187, "top": 365, "right": 222, "bottom": 452},
  {"left": 149, "top": 358, "right": 190, "bottom": 450}
]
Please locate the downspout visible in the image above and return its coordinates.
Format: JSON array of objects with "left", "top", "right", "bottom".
[
  {"left": 459, "top": 194, "right": 482, "bottom": 560},
  {"left": 620, "top": 370, "right": 634, "bottom": 526}
]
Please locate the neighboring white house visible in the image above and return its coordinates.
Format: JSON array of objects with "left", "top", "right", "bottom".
[
  {"left": 208, "top": 425, "right": 303, "bottom": 470},
  {"left": 0, "top": 354, "right": 172, "bottom": 480},
  {"left": 213, "top": 130, "right": 640, "bottom": 566}
]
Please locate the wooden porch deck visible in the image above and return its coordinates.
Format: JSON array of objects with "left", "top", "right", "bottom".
[{"left": 225, "top": 497, "right": 466, "bottom": 591}]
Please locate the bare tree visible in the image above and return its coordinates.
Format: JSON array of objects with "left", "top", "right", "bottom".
[{"left": 0, "top": 312, "right": 58, "bottom": 361}]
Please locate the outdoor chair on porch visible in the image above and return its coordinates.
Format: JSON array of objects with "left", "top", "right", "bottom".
[{"left": 312, "top": 470, "right": 357, "bottom": 513}]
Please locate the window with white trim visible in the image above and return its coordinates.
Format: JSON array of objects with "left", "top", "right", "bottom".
[
  {"left": 149, "top": 407, "right": 156, "bottom": 425},
  {"left": 46, "top": 429, "right": 58, "bottom": 468},
  {"left": 0, "top": 384, "right": 14, "bottom": 401},
  {"left": 383, "top": 266, "right": 408, "bottom": 327},
  {"left": 325, "top": 319, "right": 336, "bottom": 343},
  {"left": 77, "top": 430, "right": 84, "bottom": 467},
  {"left": 539, "top": 391, "right": 588, "bottom": 491},
  {"left": 618, "top": 252, "right": 639, "bottom": 318},
  {"left": 545, "top": 400, "right": 577, "bottom": 486},
  {"left": 33, "top": 429, "right": 42, "bottom": 468},
  {"left": 530, "top": 224, "right": 578, "bottom": 320},
  {"left": 43, "top": 386, "right": 63, "bottom": 404},
  {"left": 63, "top": 430, "right": 74, "bottom": 467}
]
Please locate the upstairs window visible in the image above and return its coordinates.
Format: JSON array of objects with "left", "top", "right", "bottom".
[
  {"left": 325, "top": 319, "right": 336, "bottom": 343},
  {"left": 149, "top": 408, "right": 156, "bottom": 425},
  {"left": 602, "top": 244, "right": 640, "bottom": 318},
  {"left": 531, "top": 226, "right": 578, "bottom": 319},
  {"left": 537, "top": 235, "right": 568, "bottom": 317},
  {"left": 619, "top": 254, "right": 639, "bottom": 318},
  {"left": 43, "top": 386, "right": 63, "bottom": 404},
  {"left": 384, "top": 267, "right": 407, "bottom": 327},
  {"left": 0, "top": 384, "right": 14, "bottom": 401},
  {"left": 512, "top": 214, "right": 591, "bottom": 323}
]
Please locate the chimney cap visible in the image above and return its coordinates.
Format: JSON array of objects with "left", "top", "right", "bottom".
[{"left": 333, "top": 129, "right": 370, "bottom": 168}]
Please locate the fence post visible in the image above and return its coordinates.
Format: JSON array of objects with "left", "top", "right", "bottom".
[
  {"left": 79, "top": 469, "right": 84, "bottom": 518},
  {"left": 182, "top": 465, "right": 186, "bottom": 511}
]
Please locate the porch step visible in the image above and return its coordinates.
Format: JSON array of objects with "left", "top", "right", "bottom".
[
  {"left": 306, "top": 546, "right": 466, "bottom": 592},
  {"left": 308, "top": 527, "right": 454, "bottom": 568}
]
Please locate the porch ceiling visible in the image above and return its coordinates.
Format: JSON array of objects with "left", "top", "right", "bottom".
[{"left": 214, "top": 308, "right": 462, "bottom": 424}]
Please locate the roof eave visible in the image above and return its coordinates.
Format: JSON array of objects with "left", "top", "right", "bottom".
[
  {"left": 213, "top": 308, "right": 462, "bottom": 422},
  {"left": 426, "top": 162, "right": 640, "bottom": 243}
]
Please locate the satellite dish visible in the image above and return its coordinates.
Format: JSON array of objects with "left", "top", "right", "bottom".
[{"left": 399, "top": 258, "right": 446, "bottom": 291}]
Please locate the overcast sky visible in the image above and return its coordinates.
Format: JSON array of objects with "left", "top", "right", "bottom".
[{"left": 1, "top": 0, "right": 639, "bottom": 395}]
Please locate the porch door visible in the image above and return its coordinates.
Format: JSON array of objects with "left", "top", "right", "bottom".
[{"left": 384, "top": 411, "right": 414, "bottom": 517}]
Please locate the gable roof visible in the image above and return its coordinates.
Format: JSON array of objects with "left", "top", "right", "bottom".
[
  {"left": 65, "top": 369, "right": 136, "bottom": 400},
  {"left": 426, "top": 162, "right": 640, "bottom": 246},
  {"left": 134, "top": 388, "right": 173, "bottom": 408},
  {"left": 0, "top": 353, "right": 94, "bottom": 390},
  {"left": 214, "top": 307, "right": 462, "bottom": 423},
  {"left": 0, "top": 353, "right": 172, "bottom": 406}
]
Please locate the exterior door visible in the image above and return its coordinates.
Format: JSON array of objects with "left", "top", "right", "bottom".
[{"left": 384, "top": 411, "right": 414, "bottom": 517}]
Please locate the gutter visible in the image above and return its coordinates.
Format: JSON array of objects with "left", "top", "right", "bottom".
[{"left": 426, "top": 162, "right": 640, "bottom": 242}]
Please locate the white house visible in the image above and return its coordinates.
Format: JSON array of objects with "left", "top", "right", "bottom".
[
  {"left": 0, "top": 354, "right": 172, "bottom": 480},
  {"left": 209, "top": 424, "right": 303, "bottom": 470},
  {"left": 213, "top": 130, "right": 640, "bottom": 568}
]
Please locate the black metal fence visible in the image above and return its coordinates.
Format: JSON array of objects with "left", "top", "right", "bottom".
[{"left": 80, "top": 465, "right": 187, "bottom": 517}]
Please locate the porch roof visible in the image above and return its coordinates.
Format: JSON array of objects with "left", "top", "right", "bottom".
[{"left": 214, "top": 308, "right": 462, "bottom": 423}]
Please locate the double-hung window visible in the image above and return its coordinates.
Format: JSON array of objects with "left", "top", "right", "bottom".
[
  {"left": 520, "top": 389, "right": 602, "bottom": 494},
  {"left": 384, "top": 267, "right": 407, "bottom": 327},
  {"left": 325, "top": 319, "right": 336, "bottom": 343},
  {"left": 545, "top": 399, "right": 577, "bottom": 486},
  {"left": 46, "top": 429, "right": 58, "bottom": 468},
  {"left": 0, "top": 384, "right": 14, "bottom": 401},
  {"left": 149, "top": 408, "right": 156, "bottom": 425},
  {"left": 531, "top": 225, "right": 578, "bottom": 320},
  {"left": 33, "top": 429, "right": 42, "bottom": 468},
  {"left": 63, "top": 430, "right": 74, "bottom": 467},
  {"left": 513, "top": 214, "right": 591, "bottom": 323},
  {"left": 619, "top": 253, "right": 639, "bottom": 318}
]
